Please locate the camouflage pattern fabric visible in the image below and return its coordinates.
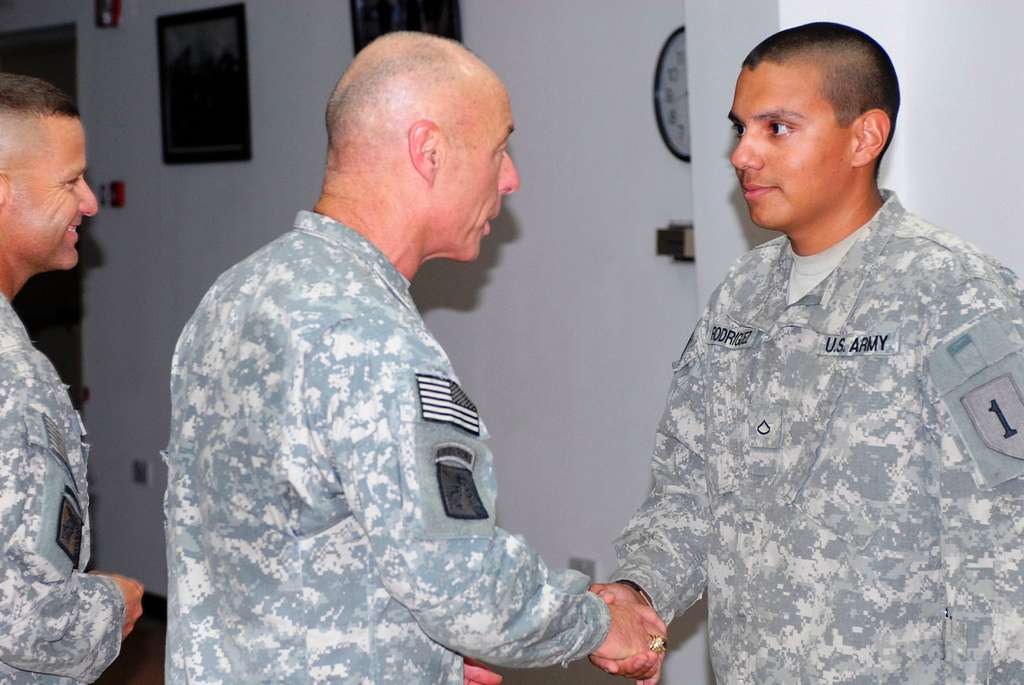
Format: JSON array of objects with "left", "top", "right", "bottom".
[
  {"left": 615, "top": 192, "right": 1024, "bottom": 684},
  {"left": 0, "top": 297, "right": 124, "bottom": 683},
  {"left": 164, "top": 211, "right": 610, "bottom": 684}
]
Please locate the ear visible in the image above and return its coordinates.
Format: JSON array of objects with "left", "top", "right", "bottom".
[
  {"left": 850, "top": 108, "right": 891, "bottom": 169},
  {"left": 0, "top": 173, "right": 11, "bottom": 215},
  {"left": 408, "top": 120, "right": 442, "bottom": 187}
]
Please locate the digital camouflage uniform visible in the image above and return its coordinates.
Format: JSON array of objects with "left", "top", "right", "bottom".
[
  {"left": 0, "top": 297, "right": 124, "bottom": 683},
  {"left": 615, "top": 193, "right": 1024, "bottom": 684},
  {"left": 164, "top": 211, "right": 610, "bottom": 684}
]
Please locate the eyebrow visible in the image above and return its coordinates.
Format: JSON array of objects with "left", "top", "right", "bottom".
[{"left": 728, "top": 109, "right": 806, "bottom": 124}]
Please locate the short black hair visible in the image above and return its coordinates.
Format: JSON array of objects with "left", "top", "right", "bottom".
[
  {"left": 743, "top": 22, "right": 899, "bottom": 168},
  {"left": 0, "top": 72, "right": 78, "bottom": 119}
]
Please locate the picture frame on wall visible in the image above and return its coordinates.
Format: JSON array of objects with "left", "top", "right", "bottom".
[
  {"left": 350, "top": 0, "right": 461, "bottom": 54},
  {"left": 157, "top": 3, "right": 251, "bottom": 164}
]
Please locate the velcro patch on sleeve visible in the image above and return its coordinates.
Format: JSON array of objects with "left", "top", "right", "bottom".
[
  {"left": 416, "top": 374, "right": 480, "bottom": 436},
  {"left": 435, "top": 443, "right": 488, "bottom": 520},
  {"left": 929, "top": 318, "right": 1024, "bottom": 487},
  {"left": 56, "top": 488, "right": 83, "bottom": 568},
  {"left": 960, "top": 374, "right": 1024, "bottom": 460}
]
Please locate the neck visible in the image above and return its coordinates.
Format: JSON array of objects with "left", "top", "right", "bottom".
[
  {"left": 314, "top": 183, "right": 424, "bottom": 280},
  {"left": 0, "top": 250, "right": 24, "bottom": 301},
  {"left": 787, "top": 186, "right": 883, "bottom": 256}
]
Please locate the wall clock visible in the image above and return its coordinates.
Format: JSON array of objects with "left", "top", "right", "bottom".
[{"left": 654, "top": 26, "right": 690, "bottom": 162}]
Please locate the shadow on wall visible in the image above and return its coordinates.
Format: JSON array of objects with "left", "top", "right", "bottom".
[
  {"left": 497, "top": 597, "right": 715, "bottom": 685},
  {"left": 410, "top": 208, "right": 520, "bottom": 314}
]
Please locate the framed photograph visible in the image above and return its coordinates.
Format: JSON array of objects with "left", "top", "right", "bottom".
[
  {"left": 157, "top": 3, "right": 251, "bottom": 164},
  {"left": 350, "top": 0, "right": 461, "bottom": 53}
]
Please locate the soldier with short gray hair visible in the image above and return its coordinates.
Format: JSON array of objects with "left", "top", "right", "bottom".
[
  {"left": 598, "top": 22, "right": 1024, "bottom": 684},
  {"left": 0, "top": 73, "right": 144, "bottom": 684}
]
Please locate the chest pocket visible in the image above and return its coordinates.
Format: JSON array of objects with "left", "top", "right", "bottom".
[
  {"left": 703, "top": 323, "right": 762, "bottom": 498},
  {"left": 24, "top": 408, "right": 86, "bottom": 577},
  {"left": 789, "top": 330, "right": 913, "bottom": 550}
]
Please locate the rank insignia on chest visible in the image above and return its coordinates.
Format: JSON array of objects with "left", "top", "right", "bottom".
[{"left": 416, "top": 374, "right": 481, "bottom": 436}]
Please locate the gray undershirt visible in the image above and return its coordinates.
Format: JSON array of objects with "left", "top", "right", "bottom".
[{"left": 787, "top": 228, "right": 865, "bottom": 305}]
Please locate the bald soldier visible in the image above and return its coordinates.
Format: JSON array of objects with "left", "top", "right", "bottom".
[
  {"left": 0, "top": 74, "right": 143, "bottom": 683},
  {"left": 163, "top": 33, "right": 665, "bottom": 684}
]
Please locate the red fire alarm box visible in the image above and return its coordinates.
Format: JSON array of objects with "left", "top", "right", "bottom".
[{"left": 96, "top": 0, "right": 121, "bottom": 28}]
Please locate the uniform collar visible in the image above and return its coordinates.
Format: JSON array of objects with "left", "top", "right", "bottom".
[
  {"left": 292, "top": 210, "right": 416, "bottom": 313},
  {"left": 739, "top": 190, "right": 904, "bottom": 334},
  {"left": 0, "top": 294, "right": 31, "bottom": 357}
]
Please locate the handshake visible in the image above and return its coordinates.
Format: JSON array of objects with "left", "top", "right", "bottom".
[{"left": 466, "top": 581, "right": 668, "bottom": 685}]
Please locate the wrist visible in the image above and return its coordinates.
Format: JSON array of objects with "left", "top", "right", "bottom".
[{"left": 614, "top": 579, "right": 654, "bottom": 608}]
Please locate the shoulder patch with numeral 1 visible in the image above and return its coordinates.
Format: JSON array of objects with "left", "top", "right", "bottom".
[{"left": 960, "top": 374, "right": 1024, "bottom": 460}]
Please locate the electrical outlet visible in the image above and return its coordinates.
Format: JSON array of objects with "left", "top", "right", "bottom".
[
  {"left": 131, "top": 459, "right": 149, "bottom": 485},
  {"left": 569, "top": 557, "right": 596, "bottom": 579}
]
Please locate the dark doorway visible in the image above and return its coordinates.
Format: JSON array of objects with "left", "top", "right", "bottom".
[{"left": 0, "top": 24, "right": 85, "bottom": 408}]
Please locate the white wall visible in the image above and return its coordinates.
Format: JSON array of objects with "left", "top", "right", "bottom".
[
  {"left": 685, "top": 0, "right": 779, "bottom": 306},
  {"left": 421, "top": 3, "right": 704, "bottom": 683}
]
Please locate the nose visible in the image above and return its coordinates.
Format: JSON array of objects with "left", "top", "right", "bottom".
[
  {"left": 79, "top": 178, "right": 99, "bottom": 216},
  {"left": 499, "top": 150, "right": 520, "bottom": 195},
  {"left": 729, "top": 132, "right": 762, "bottom": 173}
]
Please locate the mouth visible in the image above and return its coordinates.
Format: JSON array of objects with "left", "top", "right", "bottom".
[{"left": 741, "top": 183, "right": 776, "bottom": 201}]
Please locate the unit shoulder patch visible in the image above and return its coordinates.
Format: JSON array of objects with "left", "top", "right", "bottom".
[
  {"left": 960, "top": 374, "right": 1024, "bottom": 460},
  {"left": 434, "top": 443, "right": 487, "bottom": 520},
  {"left": 56, "top": 488, "right": 82, "bottom": 568},
  {"left": 415, "top": 374, "right": 481, "bottom": 436}
]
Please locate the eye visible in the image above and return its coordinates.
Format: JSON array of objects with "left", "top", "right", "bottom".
[
  {"left": 770, "top": 122, "right": 791, "bottom": 136},
  {"left": 731, "top": 122, "right": 745, "bottom": 138}
]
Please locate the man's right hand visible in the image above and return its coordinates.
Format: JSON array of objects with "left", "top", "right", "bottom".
[
  {"left": 590, "top": 588, "right": 666, "bottom": 680},
  {"left": 90, "top": 571, "right": 144, "bottom": 638}
]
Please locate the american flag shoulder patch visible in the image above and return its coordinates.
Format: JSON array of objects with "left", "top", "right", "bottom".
[{"left": 415, "top": 373, "right": 480, "bottom": 436}]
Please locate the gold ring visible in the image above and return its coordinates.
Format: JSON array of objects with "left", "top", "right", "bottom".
[{"left": 648, "top": 634, "right": 667, "bottom": 654}]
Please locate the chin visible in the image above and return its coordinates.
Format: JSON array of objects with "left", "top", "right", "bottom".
[{"left": 747, "top": 208, "right": 788, "bottom": 233}]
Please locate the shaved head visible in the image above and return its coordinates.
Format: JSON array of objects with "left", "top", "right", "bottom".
[
  {"left": 325, "top": 32, "right": 500, "bottom": 165},
  {"left": 0, "top": 73, "right": 79, "bottom": 170},
  {"left": 743, "top": 22, "right": 899, "bottom": 169}
]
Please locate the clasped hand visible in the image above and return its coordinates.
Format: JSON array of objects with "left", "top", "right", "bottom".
[
  {"left": 589, "top": 582, "right": 667, "bottom": 684},
  {"left": 463, "top": 582, "right": 667, "bottom": 685}
]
